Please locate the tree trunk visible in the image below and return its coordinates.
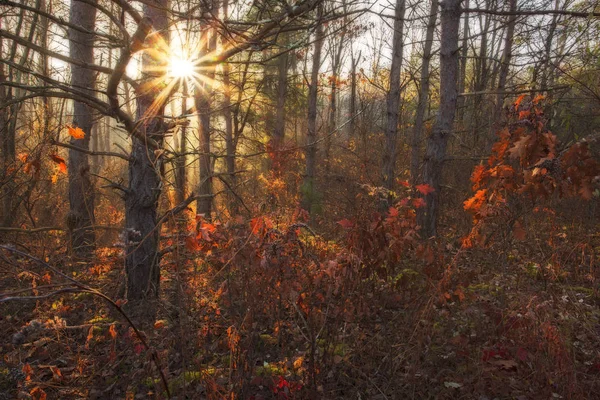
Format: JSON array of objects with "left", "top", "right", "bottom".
[
  {"left": 382, "top": 0, "right": 406, "bottom": 202},
  {"left": 223, "top": 0, "right": 238, "bottom": 215},
  {"left": 419, "top": 0, "right": 461, "bottom": 239},
  {"left": 410, "top": 0, "right": 438, "bottom": 184},
  {"left": 67, "top": 0, "right": 97, "bottom": 255},
  {"left": 494, "top": 0, "right": 517, "bottom": 126},
  {"left": 271, "top": 47, "right": 289, "bottom": 171},
  {"left": 301, "top": 4, "right": 324, "bottom": 214},
  {"left": 125, "top": 0, "right": 168, "bottom": 305},
  {"left": 457, "top": 0, "right": 469, "bottom": 121},
  {"left": 196, "top": 0, "right": 219, "bottom": 219},
  {"left": 174, "top": 81, "right": 188, "bottom": 206}
]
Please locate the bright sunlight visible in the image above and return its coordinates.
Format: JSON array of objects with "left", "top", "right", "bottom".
[{"left": 167, "top": 57, "right": 195, "bottom": 79}]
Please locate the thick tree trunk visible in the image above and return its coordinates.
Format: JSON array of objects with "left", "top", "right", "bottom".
[
  {"left": 382, "top": 0, "right": 406, "bottom": 201},
  {"left": 419, "top": 0, "right": 461, "bottom": 238},
  {"left": 125, "top": 0, "right": 168, "bottom": 305},
  {"left": 67, "top": 0, "right": 97, "bottom": 255},
  {"left": 301, "top": 4, "right": 324, "bottom": 213},
  {"left": 410, "top": 0, "right": 438, "bottom": 184},
  {"left": 196, "top": 0, "right": 219, "bottom": 219}
]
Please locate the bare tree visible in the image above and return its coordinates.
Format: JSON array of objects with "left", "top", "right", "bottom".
[
  {"left": 410, "top": 0, "right": 438, "bottom": 184},
  {"left": 67, "top": 0, "right": 97, "bottom": 256},
  {"left": 419, "top": 0, "right": 462, "bottom": 238},
  {"left": 382, "top": 0, "right": 406, "bottom": 204},
  {"left": 301, "top": 4, "right": 325, "bottom": 214}
]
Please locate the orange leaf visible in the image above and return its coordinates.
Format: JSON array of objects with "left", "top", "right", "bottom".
[
  {"left": 49, "top": 154, "right": 67, "bottom": 173},
  {"left": 463, "top": 189, "right": 487, "bottom": 212},
  {"left": 532, "top": 94, "right": 545, "bottom": 105},
  {"left": 514, "top": 94, "right": 527, "bottom": 109},
  {"left": 185, "top": 236, "right": 201, "bottom": 251},
  {"left": 109, "top": 324, "right": 117, "bottom": 340},
  {"left": 67, "top": 125, "right": 85, "bottom": 139},
  {"left": 50, "top": 366, "right": 62, "bottom": 381},
  {"left": 415, "top": 184, "right": 435, "bottom": 195},
  {"left": 30, "top": 387, "right": 47, "bottom": 400},
  {"left": 518, "top": 110, "right": 531, "bottom": 120}
]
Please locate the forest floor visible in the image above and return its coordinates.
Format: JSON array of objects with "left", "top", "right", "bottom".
[{"left": 1, "top": 218, "right": 599, "bottom": 400}]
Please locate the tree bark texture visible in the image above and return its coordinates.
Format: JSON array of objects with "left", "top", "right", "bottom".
[
  {"left": 382, "top": 0, "right": 406, "bottom": 200},
  {"left": 410, "top": 0, "right": 438, "bottom": 184},
  {"left": 420, "top": 0, "right": 461, "bottom": 238},
  {"left": 68, "top": 0, "right": 97, "bottom": 255},
  {"left": 301, "top": 4, "right": 324, "bottom": 214},
  {"left": 125, "top": 0, "right": 168, "bottom": 303}
]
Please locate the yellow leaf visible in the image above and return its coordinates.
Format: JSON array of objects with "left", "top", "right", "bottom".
[{"left": 68, "top": 125, "right": 85, "bottom": 139}]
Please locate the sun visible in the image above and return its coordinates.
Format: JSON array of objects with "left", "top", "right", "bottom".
[{"left": 167, "top": 57, "right": 195, "bottom": 79}]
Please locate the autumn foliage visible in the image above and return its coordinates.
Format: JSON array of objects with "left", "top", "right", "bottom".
[{"left": 463, "top": 95, "right": 599, "bottom": 247}]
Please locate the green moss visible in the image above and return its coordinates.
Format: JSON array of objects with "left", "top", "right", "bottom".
[{"left": 255, "top": 363, "right": 284, "bottom": 376}]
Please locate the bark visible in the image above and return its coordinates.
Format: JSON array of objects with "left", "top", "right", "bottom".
[
  {"left": 273, "top": 50, "right": 288, "bottom": 153},
  {"left": 382, "top": 0, "right": 406, "bottom": 201},
  {"left": 494, "top": 0, "right": 517, "bottom": 126},
  {"left": 67, "top": 0, "right": 97, "bottom": 255},
  {"left": 457, "top": 0, "right": 469, "bottom": 121},
  {"left": 125, "top": 0, "right": 168, "bottom": 304},
  {"left": 223, "top": 0, "right": 238, "bottom": 215},
  {"left": 195, "top": 0, "right": 219, "bottom": 219},
  {"left": 325, "top": 27, "right": 346, "bottom": 173},
  {"left": 410, "top": 0, "right": 438, "bottom": 184},
  {"left": 174, "top": 82, "right": 188, "bottom": 206},
  {"left": 348, "top": 49, "right": 359, "bottom": 137},
  {"left": 301, "top": 4, "right": 324, "bottom": 213},
  {"left": 419, "top": 0, "right": 461, "bottom": 238}
]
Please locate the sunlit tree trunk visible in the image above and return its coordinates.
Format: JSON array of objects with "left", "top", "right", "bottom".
[
  {"left": 325, "top": 24, "right": 346, "bottom": 173},
  {"left": 301, "top": 4, "right": 324, "bottom": 213},
  {"left": 382, "top": 0, "right": 406, "bottom": 203},
  {"left": 222, "top": 0, "right": 238, "bottom": 214},
  {"left": 410, "top": 0, "right": 438, "bottom": 184},
  {"left": 419, "top": 0, "right": 461, "bottom": 238},
  {"left": 125, "top": 0, "right": 168, "bottom": 305},
  {"left": 67, "top": 0, "right": 97, "bottom": 255}
]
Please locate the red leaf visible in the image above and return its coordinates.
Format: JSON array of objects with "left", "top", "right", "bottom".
[
  {"left": 412, "top": 198, "right": 426, "bottom": 208},
  {"left": 388, "top": 207, "right": 399, "bottom": 217},
  {"left": 516, "top": 347, "right": 528, "bottom": 362},
  {"left": 185, "top": 236, "right": 201, "bottom": 251},
  {"left": 415, "top": 184, "right": 435, "bottom": 195},
  {"left": 337, "top": 219, "right": 354, "bottom": 229},
  {"left": 397, "top": 179, "right": 410, "bottom": 187}
]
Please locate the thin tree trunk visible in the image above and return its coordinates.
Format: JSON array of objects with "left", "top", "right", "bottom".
[
  {"left": 348, "top": 49, "right": 360, "bottom": 137},
  {"left": 222, "top": 0, "right": 238, "bottom": 214},
  {"left": 419, "top": 0, "right": 461, "bottom": 238},
  {"left": 457, "top": 0, "right": 469, "bottom": 121},
  {"left": 410, "top": 0, "right": 438, "bottom": 184},
  {"left": 301, "top": 4, "right": 324, "bottom": 214},
  {"left": 271, "top": 44, "right": 288, "bottom": 172},
  {"left": 67, "top": 0, "right": 97, "bottom": 255},
  {"left": 125, "top": 0, "right": 168, "bottom": 306},
  {"left": 382, "top": 0, "right": 406, "bottom": 203},
  {"left": 175, "top": 81, "right": 188, "bottom": 206},
  {"left": 325, "top": 29, "right": 345, "bottom": 174},
  {"left": 494, "top": 0, "right": 517, "bottom": 126}
]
